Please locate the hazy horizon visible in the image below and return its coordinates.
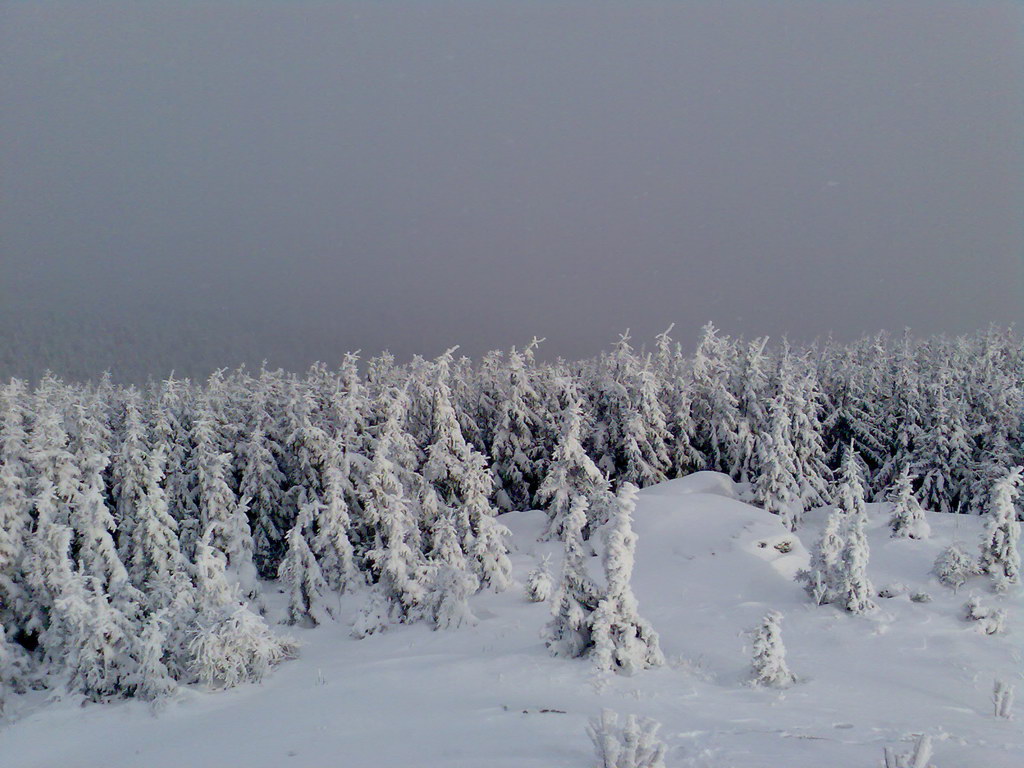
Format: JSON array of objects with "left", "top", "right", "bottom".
[{"left": 3, "top": 1, "right": 1022, "bottom": 381}]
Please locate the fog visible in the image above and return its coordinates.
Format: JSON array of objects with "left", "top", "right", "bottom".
[{"left": 2, "top": 1, "right": 1021, "bottom": 380}]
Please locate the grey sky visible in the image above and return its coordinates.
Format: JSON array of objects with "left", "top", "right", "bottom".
[{"left": 2, "top": 1, "right": 1022, "bottom": 379}]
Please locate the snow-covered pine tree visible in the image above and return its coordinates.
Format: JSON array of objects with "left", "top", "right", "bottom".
[
  {"left": 238, "top": 392, "right": 287, "bottom": 579},
  {"left": 62, "top": 576, "right": 141, "bottom": 701},
  {"left": 423, "top": 503, "right": 479, "bottom": 631},
  {"left": 978, "top": 466, "right": 1022, "bottom": 588},
  {"left": 188, "top": 538, "right": 295, "bottom": 689},
  {"left": 590, "top": 483, "right": 664, "bottom": 674},
  {"left": 284, "top": 378, "right": 335, "bottom": 510},
  {"left": 0, "top": 379, "right": 34, "bottom": 633},
  {"left": 537, "top": 380, "right": 612, "bottom": 540},
  {"left": 278, "top": 490, "right": 331, "bottom": 626},
  {"left": 70, "top": 397, "right": 133, "bottom": 600},
  {"left": 654, "top": 326, "right": 703, "bottom": 479},
  {"left": 733, "top": 337, "right": 770, "bottom": 484},
  {"left": 752, "top": 394, "right": 802, "bottom": 531},
  {"left": 546, "top": 496, "right": 601, "bottom": 659},
  {"left": 0, "top": 619, "right": 32, "bottom": 714},
  {"left": 422, "top": 349, "right": 511, "bottom": 591},
  {"left": 525, "top": 555, "right": 554, "bottom": 603},
  {"left": 796, "top": 510, "right": 845, "bottom": 605},
  {"left": 912, "top": 367, "right": 972, "bottom": 515},
  {"left": 835, "top": 510, "right": 876, "bottom": 614},
  {"left": 619, "top": 360, "right": 672, "bottom": 488},
  {"left": 828, "top": 445, "right": 876, "bottom": 613},
  {"left": 887, "top": 464, "right": 930, "bottom": 539},
  {"left": 128, "top": 446, "right": 186, "bottom": 608},
  {"left": 149, "top": 376, "right": 197, "bottom": 542},
  {"left": 788, "top": 361, "right": 832, "bottom": 511},
  {"left": 489, "top": 346, "right": 544, "bottom": 511},
  {"left": 22, "top": 385, "right": 82, "bottom": 646},
  {"left": 326, "top": 351, "right": 372, "bottom": 530},
  {"left": 750, "top": 610, "right": 795, "bottom": 688},
  {"left": 129, "top": 611, "right": 178, "bottom": 704},
  {"left": 312, "top": 461, "right": 360, "bottom": 593},
  {"left": 109, "top": 388, "right": 150, "bottom": 562},
  {"left": 833, "top": 443, "right": 868, "bottom": 520},
  {"left": 191, "top": 395, "right": 259, "bottom": 599},
  {"left": 690, "top": 322, "right": 741, "bottom": 475},
  {"left": 361, "top": 386, "right": 429, "bottom": 625},
  {"left": 820, "top": 347, "right": 886, "bottom": 475},
  {"left": 873, "top": 331, "right": 924, "bottom": 499}
]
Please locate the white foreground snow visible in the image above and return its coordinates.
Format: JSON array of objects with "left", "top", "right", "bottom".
[{"left": 2, "top": 474, "right": 1021, "bottom": 767}]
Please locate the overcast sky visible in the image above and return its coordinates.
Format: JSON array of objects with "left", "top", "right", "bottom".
[{"left": 2, "top": 1, "right": 1022, "bottom": 379}]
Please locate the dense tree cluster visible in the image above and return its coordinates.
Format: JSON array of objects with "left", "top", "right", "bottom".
[{"left": 1, "top": 325, "right": 1021, "bottom": 705}]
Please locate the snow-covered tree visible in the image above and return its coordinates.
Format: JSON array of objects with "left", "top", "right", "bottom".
[
  {"left": 887, "top": 465, "right": 930, "bottom": 540},
  {"left": 128, "top": 447, "right": 185, "bottom": 607},
  {"left": 733, "top": 337, "right": 771, "bottom": 483},
  {"left": 788, "top": 364, "right": 832, "bottom": 510},
  {"left": 278, "top": 492, "right": 332, "bottom": 626},
  {"left": 0, "top": 620, "right": 32, "bottom": 714},
  {"left": 312, "top": 462, "right": 360, "bottom": 593},
  {"left": 489, "top": 347, "right": 545, "bottom": 511},
  {"left": 422, "top": 349, "right": 511, "bottom": 591},
  {"left": 590, "top": 484, "right": 664, "bottom": 674},
  {"left": 753, "top": 394, "right": 802, "bottom": 531},
  {"left": 654, "top": 327, "right": 703, "bottom": 479},
  {"left": 832, "top": 443, "right": 868, "bottom": 521},
  {"left": 835, "top": 511, "right": 876, "bottom": 614},
  {"left": 537, "top": 381, "right": 612, "bottom": 540},
  {"left": 0, "top": 380, "right": 35, "bottom": 631},
  {"left": 62, "top": 576, "right": 141, "bottom": 701},
  {"left": 110, "top": 389, "right": 150, "bottom": 560},
  {"left": 361, "top": 388, "right": 429, "bottom": 625},
  {"left": 978, "top": 466, "right": 1022, "bottom": 588},
  {"left": 238, "top": 395, "right": 287, "bottom": 579},
  {"left": 797, "top": 510, "right": 845, "bottom": 605},
  {"left": 750, "top": 610, "right": 795, "bottom": 688},
  {"left": 525, "top": 555, "right": 554, "bottom": 603},
  {"left": 546, "top": 496, "right": 601, "bottom": 659},
  {"left": 690, "top": 323, "right": 741, "bottom": 475},
  {"left": 188, "top": 539, "right": 295, "bottom": 689}
]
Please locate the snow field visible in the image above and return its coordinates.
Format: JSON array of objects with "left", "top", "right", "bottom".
[{"left": 3, "top": 474, "right": 1020, "bottom": 767}]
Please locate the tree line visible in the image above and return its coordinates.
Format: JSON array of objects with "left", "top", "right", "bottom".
[{"left": 0, "top": 324, "right": 1021, "bottom": 707}]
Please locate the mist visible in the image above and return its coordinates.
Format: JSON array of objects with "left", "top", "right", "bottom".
[{"left": 2, "top": 1, "right": 1022, "bottom": 381}]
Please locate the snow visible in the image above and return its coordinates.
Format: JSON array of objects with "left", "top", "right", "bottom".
[{"left": 2, "top": 475, "right": 1021, "bottom": 767}]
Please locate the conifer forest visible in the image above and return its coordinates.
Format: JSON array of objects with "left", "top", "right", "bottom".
[{"left": 1, "top": 323, "right": 1021, "bottom": 722}]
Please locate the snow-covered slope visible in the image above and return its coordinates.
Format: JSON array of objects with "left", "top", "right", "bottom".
[{"left": 2, "top": 475, "right": 1021, "bottom": 767}]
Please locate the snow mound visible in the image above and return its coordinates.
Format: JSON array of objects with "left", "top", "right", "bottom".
[{"left": 638, "top": 470, "right": 738, "bottom": 500}]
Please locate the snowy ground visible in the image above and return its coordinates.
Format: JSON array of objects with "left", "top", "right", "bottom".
[{"left": 2, "top": 473, "right": 1021, "bottom": 767}]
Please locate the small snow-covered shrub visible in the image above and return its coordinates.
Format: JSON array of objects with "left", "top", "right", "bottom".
[
  {"left": 993, "top": 680, "right": 1014, "bottom": 719},
  {"left": 909, "top": 592, "right": 932, "bottom": 604},
  {"left": 883, "top": 734, "right": 935, "bottom": 768},
  {"left": 877, "top": 583, "right": 907, "bottom": 599},
  {"left": 351, "top": 589, "right": 391, "bottom": 639},
  {"left": 188, "top": 604, "right": 297, "bottom": 689},
  {"left": 525, "top": 555, "right": 554, "bottom": 603},
  {"left": 933, "top": 543, "right": 978, "bottom": 591},
  {"left": 587, "top": 709, "right": 666, "bottom": 768},
  {"left": 424, "top": 564, "right": 478, "bottom": 631},
  {"left": 964, "top": 599, "right": 1006, "bottom": 635}
]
